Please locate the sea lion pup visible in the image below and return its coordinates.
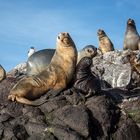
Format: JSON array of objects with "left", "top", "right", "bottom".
[
  {"left": 97, "top": 29, "right": 114, "bottom": 54},
  {"left": 8, "top": 32, "right": 77, "bottom": 106},
  {"left": 26, "top": 45, "right": 97, "bottom": 76},
  {"left": 123, "top": 18, "right": 140, "bottom": 50},
  {"left": 68, "top": 57, "right": 101, "bottom": 98},
  {"left": 0, "top": 65, "right": 6, "bottom": 82}
]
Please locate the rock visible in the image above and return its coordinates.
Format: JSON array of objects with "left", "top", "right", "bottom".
[
  {"left": 46, "top": 125, "right": 85, "bottom": 140},
  {"left": 22, "top": 106, "right": 45, "bottom": 123},
  {"left": 0, "top": 113, "right": 11, "bottom": 123},
  {"left": 112, "top": 113, "right": 140, "bottom": 140},
  {"left": 0, "top": 50, "right": 140, "bottom": 139},
  {"left": 51, "top": 105, "right": 90, "bottom": 138},
  {"left": 7, "top": 62, "right": 27, "bottom": 77},
  {"left": 85, "top": 95, "right": 120, "bottom": 139},
  {"left": 25, "top": 122, "right": 47, "bottom": 136},
  {"left": 39, "top": 96, "right": 67, "bottom": 114},
  {"left": 92, "top": 50, "right": 132, "bottom": 88},
  {"left": 13, "top": 124, "right": 29, "bottom": 140},
  {"left": 120, "top": 97, "right": 140, "bottom": 127}
]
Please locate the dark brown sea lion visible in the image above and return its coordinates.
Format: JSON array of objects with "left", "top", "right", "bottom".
[
  {"left": 8, "top": 32, "right": 77, "bottom": 106},
  {"left": 97, "top": 29, "right": 114, "bottom": 54},
  {"left": 26, "top": 45, "right": 97, "bottom": 76},
  {"left": 72, "top": 57, "right": 101, "bottom": 97},
  {"left": 123, "top": 18, "right": 140, "bottom": 50}
]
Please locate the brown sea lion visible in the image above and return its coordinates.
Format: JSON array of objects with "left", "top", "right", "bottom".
[
  {"left": 0, "top": 65, "right": 6, "bottom": 82},
  {"left": 8, "top": 32, "right": 77, "bottom": 106},
  {"left": 97, "top": 29, "right": 114, "bottom": 54},
  {"left": 26, "top": 45, "right": 97, "bottom": 76},
  {"left": 123, "top": 18, "right": 140, "bottom": 50}
]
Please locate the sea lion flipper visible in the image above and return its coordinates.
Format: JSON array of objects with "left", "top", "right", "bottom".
[
  {"left": 15, "top": 96, "right": 47, "bottom": 106},
  {"left": 15, "top": 88, "right": 63, "bottom": 106}
]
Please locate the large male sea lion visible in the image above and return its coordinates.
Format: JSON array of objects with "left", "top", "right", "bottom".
[
  {"left": 97, "top": 29, "right": 114, "bottom": 54},
  {"left": 8, "top": 32, "right": 77, "bottom": 106},
  {"left": 123, "top": 18, "right": 140, "bottom": 50},
  {"left": 26, "top": 45, "right": 97, "bottom": 76}
]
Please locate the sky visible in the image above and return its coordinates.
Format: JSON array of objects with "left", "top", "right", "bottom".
[{"left": 0, "top": 0, "right": 140, "bottom": 72}]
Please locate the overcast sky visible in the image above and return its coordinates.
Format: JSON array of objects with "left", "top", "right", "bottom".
[{"left": 0, "top": 0, "right": 140, "bottom": 71}]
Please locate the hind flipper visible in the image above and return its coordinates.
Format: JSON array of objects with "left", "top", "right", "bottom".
[{"left": 16, "top": 96, "right": 46, "bottom": 106}]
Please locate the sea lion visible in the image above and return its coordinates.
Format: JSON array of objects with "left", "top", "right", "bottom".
[
  {"left": 26, "top": 49, "right": 55, "bottom": 76},
  {"left": 8, "top": 32, "right": 77, "bottom": 106},
  {"left": 77, "top": 45, "right": 97, "bottom": 64},
  {"left": 123, "top": 18, "right": 140, "bottom": 50},
  {"left": 28, "top": 46, "right": 36, "bottom": 58},
  {"left": 97, "top": 29, "right": 114, "bottom": 54},
  {"left": 0, "top": 65, "right": 6, "bottom": 82},
  {"left": 26, "top": 45, "right": 97, "bottom": 76},
  {"left": 64, "top": 57, "right": 101, "bottom": 99}
]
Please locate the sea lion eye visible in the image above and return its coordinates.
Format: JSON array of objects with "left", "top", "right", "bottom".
[
  {"left": 87, "top": 49, "right": 92, "bottom": 53},
  {"left": 58, "top": 36, "right": 60, "bottom": 39}
]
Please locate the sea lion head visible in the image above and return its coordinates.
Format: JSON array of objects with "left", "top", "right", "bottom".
[
  {"left": 82, "top": 45, "right": 97, "bottom": 58},
  {"left": 77, "top": 57, "right": 92, "bottom": 70},
  {"left": 127, "top": 18, "right": 135, "bottom": 26},
  {"left": 57, "top": 32, "right": 75, "bottom": 48},
  {"left": 97, "top": 29, "right": 106, "bottom": 38}
]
